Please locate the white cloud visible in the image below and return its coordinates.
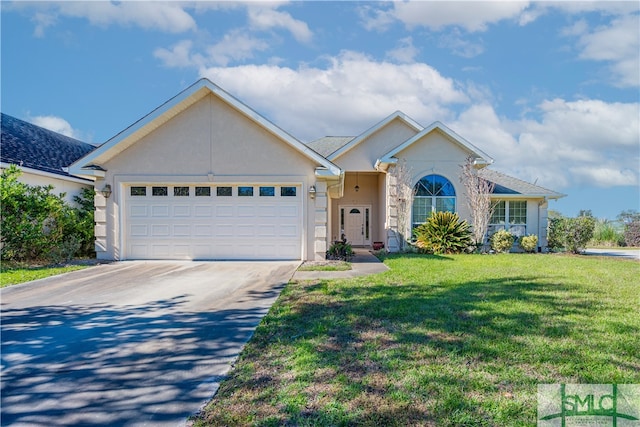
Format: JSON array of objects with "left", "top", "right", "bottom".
[
  {"left": 573, "top": 14, "right": 640, "bottom": 87},
  {"left": 207, "top": 30, "right": 270, "bottom": 66},
  {"left": 154, "top": 31, "right": 270, "bottom": 68},
  {"left": 362, "top": 1, "right": 531, "bottom": 32},
  {"left": 438, "top": 29, "right": 485, "bottom": 58},
  {"left": 385, "top": 37, "right": 419, "bottom": 64},
  {"left": 30, "top": 115, "right": 78, "bottom": 139},
  {"left": 199, "top": 51, "right": 469, "bottom": 140},
  {"left": 19, "top": 2, "right": 197, "bottom": 35},
  {"left": 247, "top": 5, "right": 313, "bottom": 43},
  {"left": 453, "top": 99, "right": 640, "bottom": 189},
  {"left": 154, "top": 40, "right": 201, "bottom": 68},
  {"left": 32, "top": 11, "right": 57, "bottom": 38}
]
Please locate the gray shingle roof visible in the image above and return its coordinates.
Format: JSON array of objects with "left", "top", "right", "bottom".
[
  {"left": 305, "top": 136, "right": 354, "bottom": 158},
  {"left": 1, "top": 113, "right": 95, "bottom": 179},
  {"left": 479, "top": 168, "right": 565, "bottom": 199}
]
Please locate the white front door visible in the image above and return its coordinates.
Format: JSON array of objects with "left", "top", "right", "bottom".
[{"left": 341, "top": 206, "right": 370, "bottom": 246}]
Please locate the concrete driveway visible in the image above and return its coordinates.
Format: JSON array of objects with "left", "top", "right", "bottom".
[
  {"left": 584, "top": 248, "right": 640, "bottom": 260},
  {"left": 1, "top": 261, "right": 299, "bottom": 426}
]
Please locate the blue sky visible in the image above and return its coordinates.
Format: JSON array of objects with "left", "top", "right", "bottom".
[{"left": 2, "top": 1, "right": 639, "bottom": 220}]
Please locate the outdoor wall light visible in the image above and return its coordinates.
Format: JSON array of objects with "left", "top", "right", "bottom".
[
  {"left": 101, "top": 184, "right": 112, "bottom": 199},
  {"left": 309, "top": 185, "right": 316, "bottom": 199}
]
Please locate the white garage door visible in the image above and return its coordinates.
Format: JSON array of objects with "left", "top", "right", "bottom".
[{"left": 124, "top": 184, "right": 302, "bottom": 260}]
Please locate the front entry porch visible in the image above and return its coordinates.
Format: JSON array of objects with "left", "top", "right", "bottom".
[{"left": 330, "top": 171, "right": 386, "bottom": 249}]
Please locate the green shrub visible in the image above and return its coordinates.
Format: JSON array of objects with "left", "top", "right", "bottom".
[
  {"left": 564, "top": 216, "right": 596, "bottom": 254},
  {"left": 547, "top": 215, "right": 596, "bottom": 254},
  {"left": 519, "top": 234, "right": 538, "bottom": 253},
  {"left": 0, "top": 165, "right": 94, "bottom": 263},
  {"left": 326, "top": 241, "right": 354, "bottom": 260},
  {"left": 73, "top": 187, "right": 96, "bottom": 257},
  {"left": 414, "top": 211, "right": 473, "bottom": 254},
  {"left": 547, "top": 217, "right": 566, "bottom": 252},
  {"left": 490, "top": 229, "right": 515, "bottom": 253},
  {"left": 624, "top": 221, "right": 640, "bottom": 247}
]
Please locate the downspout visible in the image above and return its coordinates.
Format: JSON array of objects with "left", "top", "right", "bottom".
[
  {"left": 326, "top": 171, "right": 345, "bottom": 198},
  {"left": 537, "top": 197, "right": 547, "bottom": 253}
]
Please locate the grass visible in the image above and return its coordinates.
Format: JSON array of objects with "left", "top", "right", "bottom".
[
  {"left": 193, "top": 253, "right": 639, "bottom": 426},
  {"left": 298, "top": 262, "right": 352, "bottom": 272},
  {"left": 0, "top": 263, "right": 88, "bottom": 287}
]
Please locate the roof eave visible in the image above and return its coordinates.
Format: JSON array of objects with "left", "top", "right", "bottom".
[
  {"left": 491, "top": 193, "right": 566, "bottom": 200},
  {"left": 1, "top": 162, "right": 94, "bottom": 184}
]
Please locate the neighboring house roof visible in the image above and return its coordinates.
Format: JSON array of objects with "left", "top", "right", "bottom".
[
  {"left": 378, "top": 121, "right": 494, "bottom": 168},
  {"left": 306, "top": 136, "right": 354, "bottom": 158},
  {"left": 1, "top": 113, "right": 95, "bottom": 180},
  {"left": 479, "top": 168, "right": 565, "bottom": 199},
  {"left": 327, "top": 111, "right": 424, "bottom": 160},
  {"left": 70, "top": 78, "right": 341, "bottom": 179}
]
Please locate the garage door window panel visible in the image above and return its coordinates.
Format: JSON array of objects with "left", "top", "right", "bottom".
[
  {"left": 217, "top": 187, "right": 232, "bottom": 197},
  {"left": 131, "top": 186, "right": 146, "bottom": 196},
  {"left": 238, "top": 186, "right": 254, "bottom": 197},
  {"left": 260, "top": 186, "right": 275, "bottom": 196},
  {"left": 281, "top": 187, "right": 297, "bottom": 197},
  {"left": 195, "top": 187, "right": 211, "bottom": 197},
  {"left": 153, "top": 186, "right": 168, "bottom": 196},
  {"left": 174, "top": 186, "right": 189, "bottom": 197}
]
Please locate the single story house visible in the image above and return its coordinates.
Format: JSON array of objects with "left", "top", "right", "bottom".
[
  {"left": 1, "top": 113, "right": 95, "bottom": 205},
  {"left": 69, "top": 79, "right": 564, "bottom": 261}
]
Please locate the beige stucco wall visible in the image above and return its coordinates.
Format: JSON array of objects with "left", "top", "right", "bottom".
[
  {"left": 334, "top": 118, "right": 419, "bottom": 171},
  {"left": 395, "top": 129, "right": 474, "bottom": 224},
  {"left": 5, "top": 166, "right": 92, "bottom": 206},
  {"left": 96, "top": 93, "right": 325, "bottom": 260}
]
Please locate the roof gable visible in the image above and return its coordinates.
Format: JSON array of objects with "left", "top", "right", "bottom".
[
  {"left": 327, "top": 111, "right": 423, "bottom": 161},
  {"left": 1, "top": 113, "right": 95, "bottom": 179},
  {"left": 69, "top": 79, "right": 340, "bottom": 178},
  {"left": 378, "top": 121, "right": 494, "bottom": 168}
]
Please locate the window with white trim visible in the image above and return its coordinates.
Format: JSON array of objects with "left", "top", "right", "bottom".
[
  {"left": 412, "top": 174, "right": 456, "bottom": 229},
  {"left": 489, "top": 200, "right": 527, "bottom": 237}
]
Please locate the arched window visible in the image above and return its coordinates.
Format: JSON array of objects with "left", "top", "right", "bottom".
[{"left": 412, "top": 174, "right": 456, "bottom": 228}]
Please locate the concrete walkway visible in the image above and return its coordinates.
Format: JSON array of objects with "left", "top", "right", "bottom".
[{"left": 293, "top": 249, "right": 389, "bottom": 280}]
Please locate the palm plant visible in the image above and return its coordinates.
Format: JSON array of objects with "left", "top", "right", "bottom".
[{"left": 414, "top": 211, "right": 473, "bottom": 254}]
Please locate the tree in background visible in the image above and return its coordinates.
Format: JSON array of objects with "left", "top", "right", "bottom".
[
  {"left": 460, "top": 156, "right": 495, "bottom": 251},
  {"left": 618, "top": 209, "right": 640, "bottom": 247}
]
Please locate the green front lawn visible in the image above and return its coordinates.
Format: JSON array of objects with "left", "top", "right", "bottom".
[
  {"left": 194, "top": 254, "right": 639, "bottom": 426},
  {"left": 0, "top": 263, "right": 88, "bottom": 287}
]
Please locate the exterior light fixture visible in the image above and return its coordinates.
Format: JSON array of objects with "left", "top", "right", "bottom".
[
  {"left": 101, "top": 184, "right": 112, "bottom": 199},
  {"left": 355, "top": 172, "right": 359, "bottom": 192},
  {"left": 309, "top": 185, "right": 316, "bottom": 199}
]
